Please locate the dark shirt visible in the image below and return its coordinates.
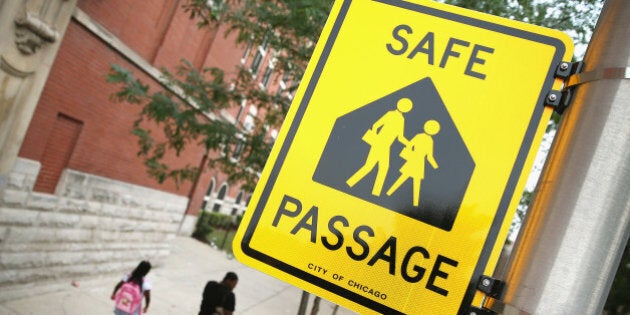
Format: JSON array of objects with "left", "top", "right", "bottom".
[{"left": 199, "top": 281, "right": 235, "bottom": 315}]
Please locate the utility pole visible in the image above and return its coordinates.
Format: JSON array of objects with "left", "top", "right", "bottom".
[
  {"left": 297, "top": 291, "right": 310, "bottom": 315},
  {"left": 492, "top": 0, "right": 630, "bottom": 314}
]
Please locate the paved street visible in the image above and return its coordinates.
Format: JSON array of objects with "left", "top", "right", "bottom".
[{"left": 0, "top": 237, "right": 358, "bottom": 315}]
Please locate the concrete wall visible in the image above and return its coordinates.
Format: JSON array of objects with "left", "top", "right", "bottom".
[{"left": 0, "top": 157, "right": 187, "bottom": 301}]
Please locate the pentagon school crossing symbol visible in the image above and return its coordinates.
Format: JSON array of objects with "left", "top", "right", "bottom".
[
  {"left": 233, "top": 0, "right": 573, "bottom": 314},
  {"left": 313, "top": 77, "right": 474, "bottom": 232}
]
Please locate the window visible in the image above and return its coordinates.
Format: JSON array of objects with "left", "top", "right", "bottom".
[
  {"left": 275, "top": 87, "right": 284, "bottom": 99},
  {"left": 231, "top": 191, "right": 243, "bottom": 215},
  {"left": 243, "top": 106, "right": 258, "bottom": 132},
  {"left": 249, "top": 51, "right": 263, "bottom": 75},
  {"left": 204, "top": 0, "right": 225, "bottom": 20},
  {"left": 249, "top": 36, "right": 270, "bottom": 75},
  {"left": 206, "top": 0, "right": 224, "bottom": 11},
  {"left": 200, "top": 178, "right": 215, "bottom": 211},
  {"left": 281, "top": 71, "right": 291, "bottom": 85},
  {"left": 261, "top": 66, "right": 273, "bottom": 89},
  {"left": 235, "top": 98, "right": 247, "bottom": 124},
  {"left": 241, "top": 41, "right": 253, "bottom": 64},
  {"left": 269, "top": 129, "right": 278, "bottom": 144},
  {"left": 260, "top": 34, "right": 270, "bottom": 51},
  {"left": 212, "top": 184, "right": 228, "bottom": 212},
  {"left": 273, "top": 87, "right": 284, "bottom": 109},
  {"left": 231, "top": 140, "right": 244, "bottom": 160}
]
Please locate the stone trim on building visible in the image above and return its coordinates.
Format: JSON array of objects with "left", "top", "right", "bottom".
[{"left": 0, "top": 158, "right": 187, "bottom": 301}]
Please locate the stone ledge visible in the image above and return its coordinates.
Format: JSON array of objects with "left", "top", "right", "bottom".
[
  {"left": 58, "top": 169, "right": 188, "bottom": 208},
  {"left": 2, "top": 226, "right": 178, "bottom": 244},
  {"left": 0, "top": 247, "right": 170, "bottom": 270},
  {"left": 0, "top": 207, "right": 39, "bottom": 226},
  {"left": 10, "top": 158, "right": 41, "bottom": 177},
  {"left": 0, "top": 189, "right": 28, "bottom": 206},
  {"left": 25, "top": 192, "right": 59, "bottom": 210},
  {"left": 0, "top": 241, "right": 171, "bottom": 253}
]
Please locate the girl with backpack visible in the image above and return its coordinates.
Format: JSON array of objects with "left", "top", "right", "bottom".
[{"left": 111, "top": 261, "right": 152, "bottom": 315}]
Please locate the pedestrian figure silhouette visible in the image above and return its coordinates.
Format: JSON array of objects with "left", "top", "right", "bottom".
[
  {"left": 346, "top": 97, "right": 412, "bottom": 196},
  {"left": 386, "top": 119, "right": 440, "bottom": 206}
]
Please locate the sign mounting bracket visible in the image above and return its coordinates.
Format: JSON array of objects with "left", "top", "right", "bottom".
[
  {"left": 545, "top": 61, "right": 584, "bottom": 114},
  {"left": 547, "top": 62, "right": 630, "bottom": 114},
  {"left": 469, "top": 275, "right": 505, "bottom": 315}
]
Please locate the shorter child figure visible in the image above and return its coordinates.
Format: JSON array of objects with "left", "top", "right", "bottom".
[
  {"left": 386, "top": 120, "right": 440, "bottom": 206},
  {"left": 111, "top": 260, "right": 152, "bottom": 315}
]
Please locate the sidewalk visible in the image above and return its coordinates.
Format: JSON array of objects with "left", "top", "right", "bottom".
[{"left": 0, "top": 236, "right": 358, "bottom": 315}]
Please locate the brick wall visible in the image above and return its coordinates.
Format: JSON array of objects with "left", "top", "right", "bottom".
[
  {"left": 77, "top": 0, "right": 175, "bottom": 63},
  {"left": 19, "top": 20, "right": 202, "bottom": 195},
  {"left": 33, "top": 114, "right": 83, "bottom": 193}
]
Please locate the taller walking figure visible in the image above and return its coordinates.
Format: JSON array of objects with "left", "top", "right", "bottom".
[{"left": 346, "top": 97, "right": 412, "bottom": 196}]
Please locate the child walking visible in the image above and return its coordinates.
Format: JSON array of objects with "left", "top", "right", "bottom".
[{"left": 111, "top": 260, "right": 152, "bottom": 315}]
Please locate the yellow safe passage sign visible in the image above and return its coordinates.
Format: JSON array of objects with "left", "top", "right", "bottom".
[{"left": 233, "top": 0, "right": 573, "bottom": 314}]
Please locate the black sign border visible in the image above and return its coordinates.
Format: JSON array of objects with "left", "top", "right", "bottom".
[{"left": 239, "top": 1, "right": 567, "bottom": 314}]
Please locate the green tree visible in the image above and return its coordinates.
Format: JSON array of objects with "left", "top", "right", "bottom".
[{"left": 108, "top": 0, "right": 333, "bottom": 191}]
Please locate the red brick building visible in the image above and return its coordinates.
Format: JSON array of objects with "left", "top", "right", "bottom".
[
  {"left": 24, "top": 0, "right": 284, "bottom": 222},
  {"left": 0, "top": 0, "right": 283, "bottom": 297}
]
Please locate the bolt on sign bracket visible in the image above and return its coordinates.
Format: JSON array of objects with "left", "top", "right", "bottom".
[
  {"left": 545, "top": 61, "right": 584, "bottom": 114},
  {"left": 546, "top": 62, "right": 630, "bottom": 114},
  {"left": 468, "top": 275, "right": 505, "bottom": 315}
]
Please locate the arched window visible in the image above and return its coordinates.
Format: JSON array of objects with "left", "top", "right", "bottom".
[
  {"left": 232, "top": 191, "right": 243, "bottom": 215},
  {"left": 212, "top": 183, "right": 228, "bottom": 212},
  {"left": 261, "top": 65, "right": 273, "bottom": 89},
  {"left": 200, "top": 178, "right": 215, "bottom": 211}
]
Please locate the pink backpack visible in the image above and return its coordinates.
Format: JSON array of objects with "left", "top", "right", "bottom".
[{"left": 115, "top": 281, "right": 143, "bottom": 314}]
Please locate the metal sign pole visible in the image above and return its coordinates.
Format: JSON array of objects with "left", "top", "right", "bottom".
[{"left": 494, "top": 0, "right": 630, "bottom": 313}]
